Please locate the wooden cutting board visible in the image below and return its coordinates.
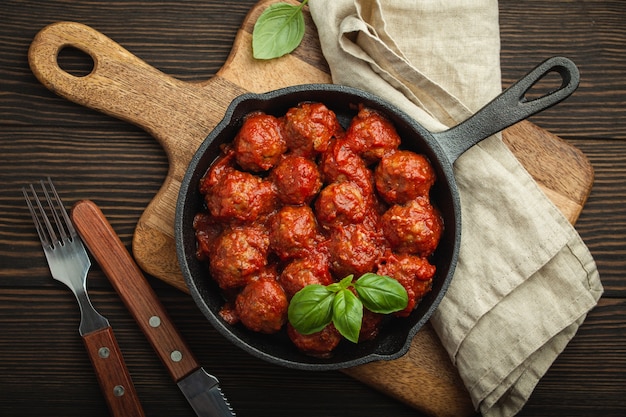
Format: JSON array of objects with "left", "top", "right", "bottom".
[{"left": 28, "top": 1, "right": 594, "bottom": 416}]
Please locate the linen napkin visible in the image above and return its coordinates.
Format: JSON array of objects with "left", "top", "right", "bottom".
[{"left": 308, "top": 1, "right": 603, "bottom": 416}]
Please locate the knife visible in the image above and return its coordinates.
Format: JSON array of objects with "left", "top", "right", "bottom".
[{"left": 71, "top": 199, "right": 235, "bottom": 417}]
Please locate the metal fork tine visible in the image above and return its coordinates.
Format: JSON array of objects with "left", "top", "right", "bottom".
[
  {"left": 23, "top": 177, "right": 75, "bottom": 249},
  {"left": 22, "top": 184, "right": 52, "bottom": 247},
  {"left": 41, "top": 177, "right": 75, "bottom": 242},
  {"left": 50, "top": 178, "right": 77, "bottom": 238},
  {"left": 39, "top": 179, "right": 62, "bottom": 242}
]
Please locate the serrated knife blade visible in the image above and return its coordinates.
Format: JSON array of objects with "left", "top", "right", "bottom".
[
  {"left": 71, "top": 200, "right": 235, "bottom": 417},
  {"left": 178, "top": 368, "right": 235, "bottom": 417}
]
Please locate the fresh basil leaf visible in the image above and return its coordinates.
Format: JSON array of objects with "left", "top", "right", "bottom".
[
  {"left": 354, "top": 273, "right": 408, "bottom": 314},
  {"left": 332, "top": 289, "right": 363, "bottom": 343},
  {"left": 288, "top": 284, "right": 335, "bottom": 334},
  {"left": 252, "top": 1, "right": 308, "bottom": 60},
  {"left": 339, "top": 275, "right": 354, "bottom": 288},
  {"left": 327, "top": 274, "right": 354, "bottom": 292}
]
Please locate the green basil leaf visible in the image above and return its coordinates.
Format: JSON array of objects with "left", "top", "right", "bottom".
[
  {"left": 288, "top": 284, "right": 335, "bottom": 334},
  {"left": 332, "top": 289, "right": 363, "bottom": 343},
  {"left": 354, "top": 273, "right": 408, "bottom": 314},
  {"left": 252, "top": 1, "right": 307, "bottom": 60},
  {"left": 327, "top": 274, "right": 354, "bottom": 293}
]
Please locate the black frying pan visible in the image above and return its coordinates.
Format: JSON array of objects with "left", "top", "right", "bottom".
[{"left": 175, "top": 57, "right": 579, "bottom": 370}]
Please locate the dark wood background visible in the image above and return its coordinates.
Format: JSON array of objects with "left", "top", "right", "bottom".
[{"left": 1, "top": 1, "right": 625, "bottom": 416}]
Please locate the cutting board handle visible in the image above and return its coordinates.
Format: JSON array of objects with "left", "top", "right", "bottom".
[{"left": 27, "top": 21, "right": 226, "bottom": 146}]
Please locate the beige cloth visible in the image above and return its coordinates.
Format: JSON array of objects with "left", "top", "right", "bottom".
[{"left": 309, "top": 1, "right": 603, "bottom": 416}]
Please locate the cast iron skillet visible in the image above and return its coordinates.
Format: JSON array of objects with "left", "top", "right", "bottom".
[{"left": 175, "top": 57, "right": 579, "bottom": 371}]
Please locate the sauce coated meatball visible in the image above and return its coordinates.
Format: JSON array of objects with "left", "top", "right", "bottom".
[
  {"left": 381, "top": 197, "right": 443, "bottom": 257},
  {"left": 287, "top": 323, "right": 342, "bottom": 357},
  {"left": 278, "top": 253, "right": 333, "bottom": 300},
  {"left": 208, "top": 225, "right": 270, "bottom": 290},
  {"left": 219, "top": 266, "right": 278, "bottom": 325},
  {"left": 344, "top": 106, "right": 401, "bottom": 164},
  {"left": 283, "top": 102, "right": 342, "bottom": 157},
  {"left": 204, "top": 169, "right": 276, "bottom": 223},
  {"left": 269, "top": 205, "right": 321, "bottom": 260},
  {"left": 314, "top": 181, "right": 370, "bottom": 229},
  {"left": 319, "top": 139, "right": 375, "bottom": 197},
  {"left": 377, "top": 252, "right": 436, "bottom": 317},
  {"left": 375, "top": 150, "right": 436, "bottom": 204},
  {"left": 233, "top": 112, "right": 287, "bottom": 172},
  {"left": 271, "top": 155, "right": 322, "bottom": 205},
  {"left": 235, "top": 277, "right": 288, "bottom": 334},
  {"left": 328, "top": 223, "right": 385, "bottom": 278}
]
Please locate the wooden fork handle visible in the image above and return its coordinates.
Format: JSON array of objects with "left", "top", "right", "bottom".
[
  {"left": 71, "top": 199, "right": 200, "bottom": 383},
  {"left": 82, "top": 326, "right": 146, "bottom": 417}
]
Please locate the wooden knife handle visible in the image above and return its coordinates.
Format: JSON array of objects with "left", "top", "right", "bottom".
[
  {"left": 72, "top": 200, "right": 200, "bottom": 383},
  {"left": 82, "top": 326, "right": 145, "bottom": 417}
]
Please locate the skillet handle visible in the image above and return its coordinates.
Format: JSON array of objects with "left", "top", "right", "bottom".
[{"left": 433, "top": 56, "right": 580, "bottom": 163}]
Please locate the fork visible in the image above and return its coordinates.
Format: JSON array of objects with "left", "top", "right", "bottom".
[{"left": 23, "top": 178, "right": 145, "bottom": 417}]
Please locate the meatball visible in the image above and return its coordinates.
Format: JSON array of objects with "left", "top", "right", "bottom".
[
  {"left": 327, "top": 223, "right": 385, "bottom": 278},
  {"left": 376, "top": 252, "right": 436, "bottom": 317},
  {"left": 344, "top": 106, "right": 401, "bottom": 164},
  {"left": 375, "top": 150, "right": 436, "bottom": 204},
  {"left": 233, "top": 112, "right": 287, "bottom": 172},
  {"left": 381, "top": 197, "right": 443, "bottom": 256},
  {"left": 208, "top": 225, "right": 270, "bottom": 290},
  {"left": 269, "top": 205, "right": 321, "bottom": 260},
  {"left": 283, "top": 102, "right": 342, "bottom": 157},
  {"left": 278, "top": 253, "right": 333, "bottom": 300},
  {"left": 235, "top": 277, "right": 288, "bottom": 334},
  {"left": 319, "top": 139, "right": 375, "bottom": 198},
  {"left": 314, "top": 181, "right": 370, "bottom": 229},
  {"left": 204, "top": 168, "right": 276, "bottom": 223},
  {"left": 271, "top": 155, "right": 322, "bottom": 205},
  {"left": 287, "top": 323, "right": 342, "bottom": 357}
]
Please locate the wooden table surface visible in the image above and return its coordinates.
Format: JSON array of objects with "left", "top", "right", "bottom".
[{"left": 1, "top": 1, "right": 625, "bottom": 416}]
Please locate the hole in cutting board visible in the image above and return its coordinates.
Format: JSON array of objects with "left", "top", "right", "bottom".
[{"left": 57, "top": 46, "right": 94, "bottom": 77}]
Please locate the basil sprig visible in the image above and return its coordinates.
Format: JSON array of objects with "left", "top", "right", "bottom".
[
  {"left": 288, "top": 273, "right": 408, "bottom": 343},
  {"left": 252, "top": 0, "right": 309, "bottom": 60}
]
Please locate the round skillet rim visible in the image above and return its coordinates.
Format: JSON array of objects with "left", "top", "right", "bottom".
[{"left": 174, "top": 83, "right": 461, "bottom": 371}]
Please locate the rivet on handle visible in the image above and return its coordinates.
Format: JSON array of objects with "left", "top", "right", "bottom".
[
  {"left": 170, "top": 350, "right": 183, "bottom": 362},
  {"left": 113, "top": 385, "right": 126, "bottom": 397},
  {"left": 98, "top": 346, "right": 110, "bottom": 359},
  {"left": 149, "top": 316, "right": 161, "bottom": 327}
]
